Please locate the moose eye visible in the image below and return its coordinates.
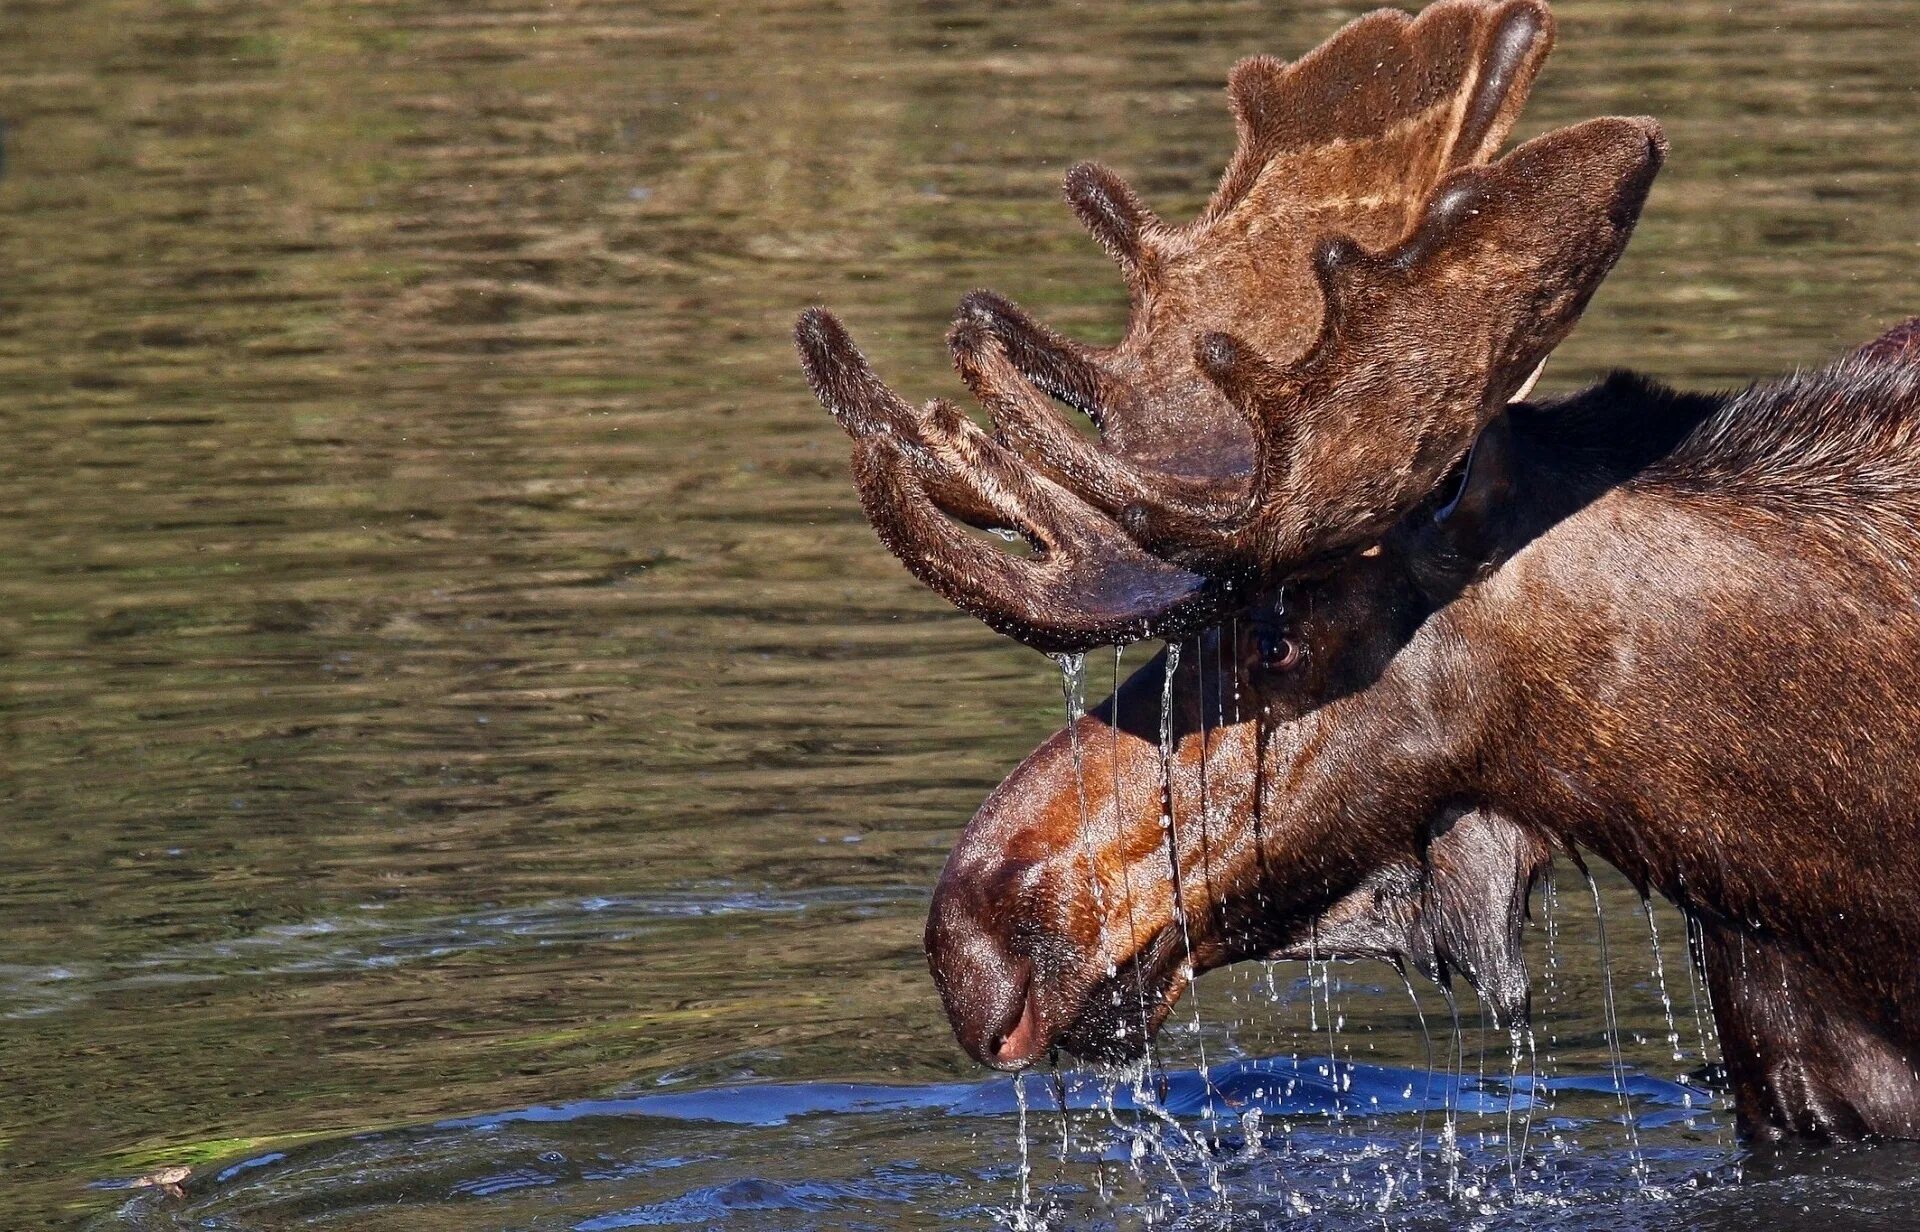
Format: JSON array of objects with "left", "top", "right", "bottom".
[{"left": 1259, "top": 631, "right": 1304, "bottom": 673}]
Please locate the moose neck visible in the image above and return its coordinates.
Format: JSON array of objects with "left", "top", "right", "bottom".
[{"left": 1428, "top": 366, "right": 1920, "bottom": 1140}]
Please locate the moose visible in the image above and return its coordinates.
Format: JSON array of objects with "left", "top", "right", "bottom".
[{"left": 796, "top": 0, "right": 1920, "bottom": 1143}]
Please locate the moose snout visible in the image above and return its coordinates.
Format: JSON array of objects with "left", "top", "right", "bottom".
[{"left": 925, "top": 861, "right": 1050, "bottom": 1069}]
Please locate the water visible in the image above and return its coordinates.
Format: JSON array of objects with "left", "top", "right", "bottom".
[{"left": 1, "top": 0, "right": 1916, "bottom": 1227}]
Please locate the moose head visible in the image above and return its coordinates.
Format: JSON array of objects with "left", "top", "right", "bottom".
[{"left": 798, "top": 0, "right": 1664, "bottom": 1071}]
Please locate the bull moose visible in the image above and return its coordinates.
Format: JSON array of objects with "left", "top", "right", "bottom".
[{"left": 795, "top": 0, "right": 1920, "bottom": 1143}]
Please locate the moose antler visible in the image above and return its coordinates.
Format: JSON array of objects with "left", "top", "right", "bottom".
[
  {"left": 953, "top": 0, "right": 1561, "bottom": 549},
  {"left": 799, "top": 0, "right": 1665, "bottom": 651},
  {"left": 796, "top": 310, "right": 1221, "bottom": 652}
]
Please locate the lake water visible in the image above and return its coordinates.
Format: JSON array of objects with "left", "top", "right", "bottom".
[{"left": 2, "top": 0, "right": 1916, "bottom": 1228}]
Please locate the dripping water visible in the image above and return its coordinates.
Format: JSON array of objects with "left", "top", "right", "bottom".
[
  {"left": 1067, "top": 652, "right": 1198, "bottom": 1197},
  {"left": 1519, "top": 1024, "right": 1542, "bottom": 1185},
  {"left": 1538, "top": 870, "right": 1566, "bottom": 1156},
  {"left": 1054, "top": 652, "right": 1112, "bottom": 1036},
  {"left": 1166, "top": 649, "right": 1236, "bottom": 1205},
  {"left": 1509, "top": 868, "right": 1548, "bottom": 1195},
  {"left": 1105, "top": 646, "right": 1158, "bottom": 1085},
  {"left": 1684, "top": 910, "right": 1734, "bottom": 1155},
  {"left": 1397, "top": 968, "right": 1435, "bottom": 1181},
  {"left": 1156, "top": 643, "right": 1211, "bottom": 1086},
  {"left": 1473, "top": 999, "right": 1490, "bottom": 1167},
  {"left": 1643, "top": 897, "right": 1685, "bottom": 1068},
  {"left": 1155, "top": 641, "right": 1233, "bottom": 1207},
  {"left": 1584, "top": 868, "right": 1647, "bottom": 1183},
  {"left": 1682, "top": 912, "right": 1721, "bottom": 1071},
  {"left": 1051, "top": 654, "right": 1096, "bottom": 1182},
  {"left": 1503, "top": 1021, "right": 1523, "bottom": 1192},
  {"left": 1013, "top": 1071, "right": 1035, "bottom": 1229},
  {"left": 1194, "top": 630, "right": 1240, "bottom": 1067},
  {"left": 1437, "top": 983, "right": 1464, "bottom": 1199}
]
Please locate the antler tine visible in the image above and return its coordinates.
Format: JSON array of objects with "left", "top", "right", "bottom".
[
  {"left": 1192, "top": 330, "right": 1299, "bottom": 492},
  {"left": 948, "top": 316, "right": 1134, "bottom": 510},
  {"left": 952, "top": 289, "right": 1125, "bottom": 428},
  {"left": 795, "top": 308, "right": 1221, "bottom": 653},
  {"left": 795, "top": 307, "right": 919, "bottom": 439},
  {"left": 949, "top": 317, "right": 1241, "bottom": 561},
  {"left": 1062, "top": 162, "right": 1163, "bottom": 295}
]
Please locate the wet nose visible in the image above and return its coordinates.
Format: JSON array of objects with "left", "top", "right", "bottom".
[{"left": 925, "top": 868, "right": 1042, "bottom": 1069}]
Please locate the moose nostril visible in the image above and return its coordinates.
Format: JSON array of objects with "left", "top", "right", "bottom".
[{"left": 988, "top": 974, "right": 1042, "bottom": 1067}]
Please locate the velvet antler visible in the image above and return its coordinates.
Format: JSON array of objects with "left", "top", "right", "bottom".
[
  {"left": 800, "top": 0, "right": 1665, "bottom": 651},
  {"left": 1190, "top": 114, "right": 1665, "bottom": 572},
  {"left": 956, "top": 0, "right": 1561, "bottom": 551}
]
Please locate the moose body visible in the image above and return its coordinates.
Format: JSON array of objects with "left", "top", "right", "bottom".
[{"left": 797, "top": 0, "right": 1920, "bottom": 1144}]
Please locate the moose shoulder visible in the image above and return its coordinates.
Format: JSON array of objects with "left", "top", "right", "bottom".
[{"left": 795, "top": 0, "right": 1920, "bottom": 1144}]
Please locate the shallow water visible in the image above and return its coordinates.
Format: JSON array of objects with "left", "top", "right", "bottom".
[{"left": 1, "top": 0, "right": 1916, "bottom": 1228}]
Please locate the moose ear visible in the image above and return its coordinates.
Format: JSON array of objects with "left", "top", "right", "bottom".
[
  {"left": 1402, "top": 414, "right": 1515, "bottom": 600},
  {"left": 1432, "top": 415, "right": 1514, "bottom": 548}
]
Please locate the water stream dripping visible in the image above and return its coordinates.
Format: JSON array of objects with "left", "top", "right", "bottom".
[
  {"left": 1503, "top": 1022, "right": 1522, "bottom": 1193},
  {"left": 1538, "top": 870, "right": 1566, "bottom": 1152},
  {"left": 1105, "top": 646, "right": 1158, "bottom": 1079},
  {"left": 1194, "top": 631, "right": 1240, "bottom": 1068},
  {"left": 1055, "top": 653, "right": 1094, "bottom": 902},
  {"left": 1684, "top": 910, "right": 1733, "bottom": 1154},
  {"left": 1013, "top": 1071, "right": 1035, "bottom": 1229},
  {"left": 1052, "top": 649, "right": 1133, "bottom": 1192},
  {"left": 1583, "top": 869, "right": 1647, "bottom": 1183},
  {"left": 1156, "top": 643, "right": 1211, "bottom": 1089},
  {"left": 1437, "top": 984, "right": 1464, "bottom": 1199},
  {"left": 1473, "top": 999, "right": 1490, "bottom": 1167},
  {"left": 1153, "top": 641, "right": 1229, "bottom": 1205},
  {"left": 1682, "top": 911, "right": 1722, "bottom": 1072},
  {"left": 1397, "top": 968, "right": 1435, "bottom": 1182},
  {"left": 1519, "top": 1025, "right": 1542, "bottom": 1185},
  {"left": 1643, "top": 897, "right": 1685, "bottom": 1068}
]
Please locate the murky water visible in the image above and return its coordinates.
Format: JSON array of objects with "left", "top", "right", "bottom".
[{"left": 2, "top": 1, "right": 1916, "bottom": 1228}]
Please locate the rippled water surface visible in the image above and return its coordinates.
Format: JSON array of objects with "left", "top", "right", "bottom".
[{"left": 2, "top": 1, "right": 1916, "bottom": 1228}]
